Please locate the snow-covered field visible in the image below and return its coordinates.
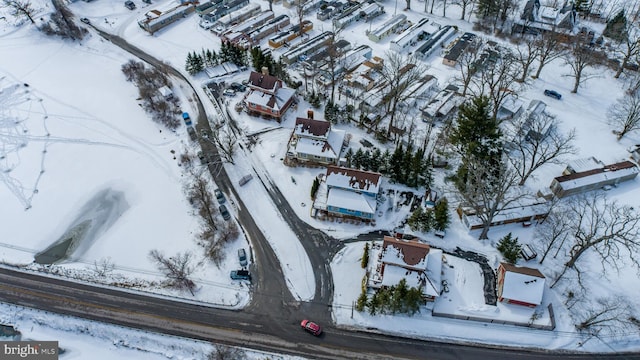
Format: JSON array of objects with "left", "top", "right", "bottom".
[{"left": 1, "top": 0, "right": 639, "bottom": 357}]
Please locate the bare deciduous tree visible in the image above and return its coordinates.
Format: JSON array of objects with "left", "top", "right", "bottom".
[
  {"left": 472, "top": 48, "right": 520, "bottom": 121},
  {"left": 607, "top": 91, "right": 640, "bottom": 140},
  {"left": 575, "top": 297, "right": 633, "bottom": 341},
  {"left": 210, "top": 123, "right": 237, "bottom": 164},
  {"left": 613, "top": 26, "right": 640, "bottom": 79},
  {"left": 508, "top": 112, "right": 577, "bottom": 185},
  {"left": 379, "top": 52, "right": 428, "bottom": 139},
  {"left": 456, "top": 36, "right": 484, "bottom": 96},
  {"left": 92, "top": 257, "right": 115, "bottom": 277},
  {"left": 2, "top": 0, "right": 36, "bottom": 24},
  {"left": 458, "top": 158, "right": 529, "bottom": 240},
  {"left": 512, "top": 37, "right": 540, "bottom": 83},
  {"left": 207, "top": 344, "right": 246, "bottom": 360},
  {"left": 564, "top": 38, "right": 605, "bottom": 93},
  {"left": 453, "top": 0, "right": 475, "bottom": 20},
  {"left": 187, "top": 174, "right": 218, "bottom": 230},
  {"left": 40, "top": 0, "right": 87, "bottom": 40},
  {"left": 550, "top": 194, "right": 640, "bottom": 288},
  {"left": 535, "top": 205, "right": 572, "bottom": 264},
  {"left": 532, "top": 31, "right": 565, "bottom": 79},
  {"left": 149, "top": 250, "right": 196, "bottom": 295}
]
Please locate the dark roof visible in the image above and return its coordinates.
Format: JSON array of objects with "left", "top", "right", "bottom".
[
  {"left": 383, "top": 236, "right": 430, "bottom": 266},
  {"left": 295, "top": 117, "right": 331, "bottom": 136},
  {"left": 326, "top": 165, "right": 381, "bottom": 191},
  {"left": 248, "top": 71, "right": 280, "bottom": 91},
  {"left": 500, "top": 262, "right": 545, "bottom": 278},
  {"left": 554, "top": 161, "right": 638, "bottom": 183},
  {"left": 443, "top": 32, "right": 476, "bottom": 61}
]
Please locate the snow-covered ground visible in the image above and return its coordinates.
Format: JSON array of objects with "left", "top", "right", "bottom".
[{"left": 0, "top": 0, "right": 639, "bottom": 357}]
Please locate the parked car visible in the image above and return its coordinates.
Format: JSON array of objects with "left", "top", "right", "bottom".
[
  {"left": 182, "top": 112, "right": 192, "bottom": 126},
  {"left": 230, "top": 270, "right": 251, "bottom": 281},
  {"left": 80, "top": 18, "right": 90, "bottom": 25},
  {"left": 239, "top": 174, "right": 253, "bottom": 186},
  {"left": 186, "top": 126, "right": 197, "bottom": 141},
  {"left": 543, "top": 89, "right": 562, "bottom": 100},
  {"left": 223, "top": 89, "right": 236, "bottom": 96},
  {"left": 214, "top": 188, "right": 225, "bottom": 204},
  {"left": 124, "top": 1, "right": 136, "bottom": 10},
  {"left": 300, "top": 319, "right": 322, "bottom": 336},
  {"left": 238, "top": 248, "right": 248, "bottom": 267},
  {"left": 230, "top": 82, "right": 246, "bottom": 92},
  {"left": 219, "top": 204, "right": 231, "bottom": 220},
  {"left": 197, "top": 151, "right": 207, "bottom": 165}
]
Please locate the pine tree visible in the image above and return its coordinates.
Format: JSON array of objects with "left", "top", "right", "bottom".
[
  {"left": 603, "top": 10, "right": 628, "bottom": 42},
  {"left": 370, "top": 148, "right": 382, "bottom": 172},
  {"left": 405, "top": 287, "right": 422, "bottom": 315},
  {"left": 433, "top": 198, "right": 450, "bottom": 232},
  {"left": 344, "top": 148, "right": 354, "bottom": 168},
  {"left": 353, "top": 148, "right": 365, "bottom": 169},
  {"left": 380, "top": 149, "right": 392, "bottom": 174},
  {"left": 390, "top": 144, "right": 404, "bottom": 183},
  {"left": 356, "top": 290, "right": 368, "bottom": 312},
  {"left": 407, "top": 206, "right": 425, "bottom": 232},
  {"left": 419, "top": 208, "right": 434, "bottom": 233},
  {"left": 361, "top": 150, "right": 372, "bottom": 171},
  {"left": 392, "top": 279, "right": 409, "bottom": 314},
  {"left": 361, "top": 243, "right": 370, "bottom": 269},
  {"left": 310, "top": 177, "right": 320, "bottom": 199},
  {"left": 497, "top": 232, "right": 521, "bottom": 264}
]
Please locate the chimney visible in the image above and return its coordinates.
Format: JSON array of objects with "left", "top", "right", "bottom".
[
  {"left": 307, "top": 109, "right": 314, "bottom": 119},
  {"left": 261, "top": 66, "right": 269, "bottom": 76}
]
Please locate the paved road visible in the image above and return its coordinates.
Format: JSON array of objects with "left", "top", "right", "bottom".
[{"left": 4, "top": 268, "right": 637, "bottom": 360}]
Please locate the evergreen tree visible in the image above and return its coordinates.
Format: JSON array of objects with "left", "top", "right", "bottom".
[
  {"left": 405, "top": 287, "right": 422, "bottom": 315},
  {"left": 368, "top": 291, "right": 379, "bottom": 315},
  {"left": 361, "top": 243, "right": 370, "bottom": 269},
  {"left": 603, "top": 10, "right": 628, "bottom": 42},
  {"left": 390, "top": 144, "right": 404, "bottom": 183},
  {"left": 380, "top": 149, "right": 392, "bottom": 174},
  {"left": 433, "top": 198, "right": 450, "bottom": 232},
  {"left": 370, "top": 148, "right": 382, "bottom": 172},
  {"left": 356, "top": 290, "right": 368, "bottom": 312},
  {"left": 407, "top": 206, "right": 425, "bottom": 232},
  {"left": 311, "top": 177, "right": 320, "bottom": 199},
  {"left": 361, "top": 150, "right": 372, "bottom": 171},
  {"left": 419, "top": 208, "right": 434, "bottom": 233},
  {"left": 324, "top": 100, "right": 338, "bottom": 123},
  {"left": 392, "top": 279, "right": 409, "bottom": 314},
  {"left": 476, "top": 0, "right": 499, "bottom": 19},
  {"left": 344, "top": 148, "right": 354, "bottom": 168},
  {"left": 353, "top": 148, "right": 365, "bottom": 169},
  {"left": 497, "top": 232, "right": 521, "bottom": 264}
]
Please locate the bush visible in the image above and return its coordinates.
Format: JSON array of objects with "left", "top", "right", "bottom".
[
  {"left": 361, "top": 243, "right": 370, "bottom": 269},
  {"left": 497, "top": 232, "right": 521, "bottom": 264}
]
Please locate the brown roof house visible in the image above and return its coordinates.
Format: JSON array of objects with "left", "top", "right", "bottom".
[
  {"left": 313, "top": 166, "right": 381, "bottom": 220},
  {"left": 285, "top": 111, "right": 347, "bottom": 166},
  {"left": 243, "top": 67, "right": 296, "bottom": 122},
  {"left": 496, "top": 262, "right": 545, "bottom": 308},
  {"left": 550, "top": 160, "right": 639, "bottom": 198},
  {"left": 367, "top": 236, "right": 443, "bottom": 301}
]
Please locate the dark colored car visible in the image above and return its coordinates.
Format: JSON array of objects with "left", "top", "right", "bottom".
[
  {"left": 230, "top": 270, "right": 251, "bottom": 280},
  {"left": 80, "top": 18, "right": 90, "bottom": 25},
  {"left": 544, "top": 89, "right": 562, "bottom": 100},
  {"left": 125, "top": 1, "right": 136, "bottom": 10},
  {"left": 219, "top": 204, "right": 231, "bottom": 220},
  {"left": 301, "top": 319, "right": 322, "bottom": 336},
  {"left": 214, "top": 188, "right": 225, "bottom": 204}
]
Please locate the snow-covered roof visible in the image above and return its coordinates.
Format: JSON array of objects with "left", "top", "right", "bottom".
[
  {"left": 500, "top": 263, "right": 545, "bottom": 306},
  {"left": 462, "top": 203, "right": 549, "bottom": 229},
  {"left": 565, "top": 157, "right": 603, "bottom": 174},
  {"left": 381, "top": 236, "right": 430, "bottom": 270},
  {"left": 326, "top": 187, "right": 377, "bottom": 214},
  {"left": 555, "top": 162, "right": 639, "bottom": 190},
  {"left": 326, "top": 166, "right": 381, "bottom": 194},
  {"left": 381, "top": 264, "right": 423, "bottom": 289},
  {"left": 293, "top": 127, "right": 345, "bottom": 160}
]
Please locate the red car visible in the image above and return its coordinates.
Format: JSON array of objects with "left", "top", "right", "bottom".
[{"left": 300, "top": 319, "right": 322, "bottom": 336}]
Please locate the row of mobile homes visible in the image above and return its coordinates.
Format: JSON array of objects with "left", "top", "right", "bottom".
[
  {"left": 305, "top": 39, "right": 351, "bottom": 70},
  {"left": 332, "top": 2, "right": 364, "bottom": 29},
  {"left": 457, "top": 201, "right": 550, "bottom": 230},
  {"left": 442, "top": 32, "right": 477, "bottom": 67},
  {"left": 202, "top": 0, "right": 249, "bottom": 23},
  {"left": 268, "top": 20, "right": 314, "bottom": 48},
  {"left": 281, "top": 31, "right": 334, "bottom": 64},
  {"left": 421, "top": 84, "right": 462, "bottom": 122},
  {"left": 414, "top": 25, "right": 457, "bottom": 60},
  {"left": 138, "top": 2, "right": 196, "bottom": 34},
  {"left": 196, "top": 0, "right": 223, "bottom": 16},
  {"left": 550, "top": 160, "right": 639, "bottom": 197},
  {"left": 390, "top": 18, "right": 437, "bottom": 52},
  {"left": 212, "top": 3, "right": 261, "bottom": 35},
  {"left": 344, "top": 56, "right": 384, "bottom": 92},
  {"left": 223, "top": 11, "right": 274, "bottom": 36},
  {"left": 317, "top": 1, "right": 346, "bottom": 20},
  {"left": 247, "top": 15, "right": 291, "bottom": 43},
  {"left": 367, "top": 14, "right": 408, "bottom": 42},
  {"left": 400, "top": 75, "right": 438, "bottom": 108}
]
